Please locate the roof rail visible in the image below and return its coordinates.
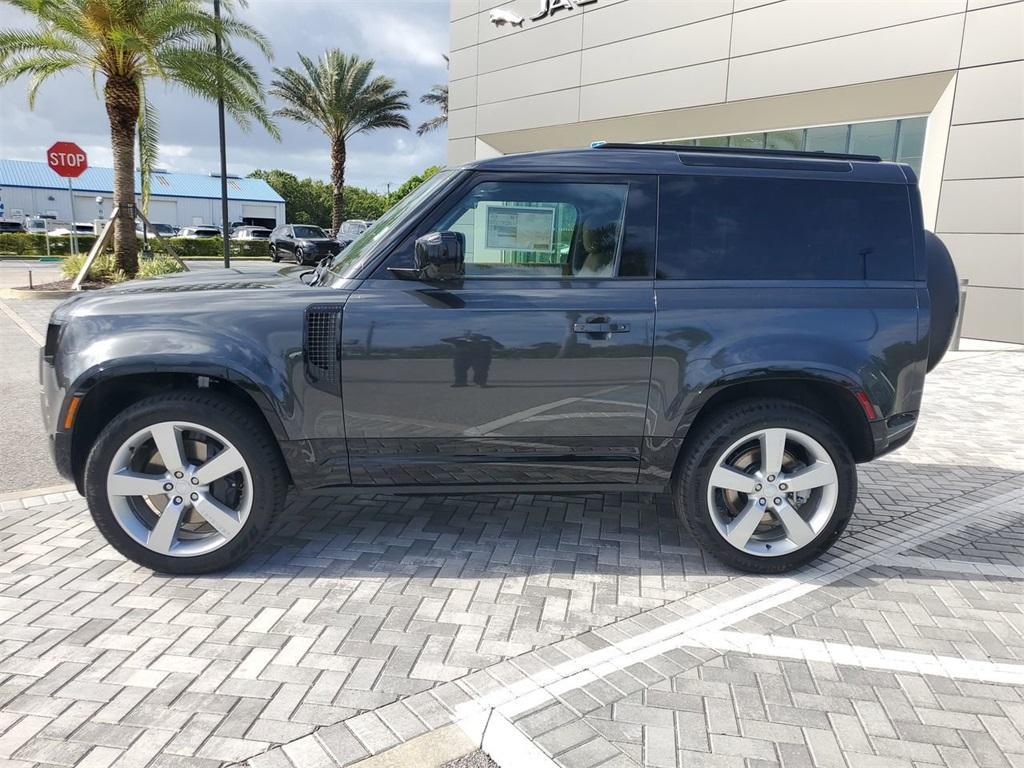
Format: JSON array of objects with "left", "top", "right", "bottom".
[{"left": 591, "top": 142, "right": 882, "bottom": 163}]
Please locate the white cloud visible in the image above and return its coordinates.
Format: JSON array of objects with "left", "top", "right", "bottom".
[{"left": 353, "top": 11, "right": 449, "bottom": 69}]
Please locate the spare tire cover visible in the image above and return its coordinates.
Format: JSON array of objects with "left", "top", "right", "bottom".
[{"left": 925, "top": 231, "right": 959, "bottom": 371}]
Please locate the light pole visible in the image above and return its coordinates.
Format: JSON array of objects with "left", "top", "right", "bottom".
[{"left": 214, "top": 0, "right": 230, "bottom": 268}]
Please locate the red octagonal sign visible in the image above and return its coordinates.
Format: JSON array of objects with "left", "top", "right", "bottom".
[{"left": 47, "top": 141, "right": 88, "bottom": 178}]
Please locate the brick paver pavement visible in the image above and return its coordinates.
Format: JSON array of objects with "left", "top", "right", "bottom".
[{"left": 0, "top": 293, "right": 1020, "bottom": 768}]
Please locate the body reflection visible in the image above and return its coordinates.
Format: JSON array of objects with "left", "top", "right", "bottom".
[{"left": 443, "top": 331, "right": 505, "bottom": 387}]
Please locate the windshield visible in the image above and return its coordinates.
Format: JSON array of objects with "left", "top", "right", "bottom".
[
  {"left": 323, "top": 169, "right": 456, "bottom": 281},
  {"left": 293, "top": 225, "right": 326, "bottom": 239}
]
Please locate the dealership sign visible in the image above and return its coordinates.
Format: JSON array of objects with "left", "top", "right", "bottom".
[{"left": 490, "top": 0, "right": 596, "bottom": 28}]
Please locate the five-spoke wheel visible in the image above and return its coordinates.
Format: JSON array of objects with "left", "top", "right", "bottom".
[
  {"left": 85, "top": 392, "right": 287, "bottom": 574},
  {"left": 105, "top": 421, "right": 252, "bottom": 558},
  {"left": 675, "top": 400, "right": 855, "bottom": 573}
]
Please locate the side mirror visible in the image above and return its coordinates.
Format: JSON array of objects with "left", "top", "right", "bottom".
[{"left": 414, "top": 231, "right": 465, "bottom": 281}]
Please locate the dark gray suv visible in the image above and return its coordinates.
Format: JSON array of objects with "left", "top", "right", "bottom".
[{"left": 41, "top": 144, "right": 959, "bottom": 575}]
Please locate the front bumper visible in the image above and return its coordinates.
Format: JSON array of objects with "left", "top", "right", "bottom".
[{"left": 40, "top": 350, "right": 76, "bottom": 483}]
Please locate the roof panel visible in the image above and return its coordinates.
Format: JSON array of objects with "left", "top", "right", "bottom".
[{"left": 0, "top": 159, "right": 284, "bottom": 203}]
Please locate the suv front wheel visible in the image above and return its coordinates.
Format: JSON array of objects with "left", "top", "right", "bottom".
[
  {"left": 84, "top": 392, "right": 287, "bottom": 574},
  {"left": 675, "top": 400, "right": 856, "bottom": 574}
]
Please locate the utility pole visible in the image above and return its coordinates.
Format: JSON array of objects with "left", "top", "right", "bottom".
[{"left": 214, "top": 0, "right": 230, "bottom": 268}]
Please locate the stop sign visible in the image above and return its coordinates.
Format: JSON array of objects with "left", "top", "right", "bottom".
[{"left": 47, "top": 141, "right": 88, "bottom": 178}]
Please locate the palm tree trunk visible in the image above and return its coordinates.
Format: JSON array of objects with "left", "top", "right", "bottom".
[
  {"left": 330, "top": 135, "right": 346, "bottom": 232},
  {"left": 105, "top": 75, "right": 140, "bottom": 277}
]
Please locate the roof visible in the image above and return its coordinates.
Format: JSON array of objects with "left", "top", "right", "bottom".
[
  {"left": 464, "top": 146, "right": 911, "bottom": 184},
  {"left": 0, "top": 159, "right": 284, "bottom": 203}
]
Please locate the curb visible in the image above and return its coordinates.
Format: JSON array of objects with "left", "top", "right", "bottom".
[
  {"left": 0, "top": 483, "right": 76, "bottom": 502},
  {"left": 347, "top": 724, "right": 476, "bottom": 768},
  {"left": 0, "top": 287, "right": 74, "bottom": 300}
]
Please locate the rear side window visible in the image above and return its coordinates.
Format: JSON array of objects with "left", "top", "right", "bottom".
[{"left": 657, "top": 176, "right": 914, "bottom": 280}]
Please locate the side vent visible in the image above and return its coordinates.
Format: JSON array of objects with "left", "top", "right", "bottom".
[{"left": 303, "top": 304, "right": 343, "bottom": 392}]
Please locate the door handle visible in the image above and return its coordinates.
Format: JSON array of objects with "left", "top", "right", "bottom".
[{"left": 573, "top": 319, "right": 630, "bottom": 334}]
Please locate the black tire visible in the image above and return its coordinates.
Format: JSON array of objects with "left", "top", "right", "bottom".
[
  {"left": 295, "top": 248, "right": 307, "bottom": 265},
  {"left": 674, "top": 399, "right": 856, "bottom": 574},
  {"left": 270, "top": 246, "right": 280, "bottom": 262},
  {"left": 83, "top": 391, "right": 288, "bottom": 574}
]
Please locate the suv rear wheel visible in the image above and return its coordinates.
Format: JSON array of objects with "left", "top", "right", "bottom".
[
  {"left": 675, "top": 400, "right": 855, "bottom": 573},
  {"left": 84, "top": 392, "right": 287, "bottom": 574}
]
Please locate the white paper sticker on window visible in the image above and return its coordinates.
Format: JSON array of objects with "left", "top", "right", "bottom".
[{"left": 485, "top": 206, "right": 555, "bottom": 252}]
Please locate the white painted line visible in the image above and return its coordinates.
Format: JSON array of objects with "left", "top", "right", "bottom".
[
  {"left": 481, "top": 711, "right": 559, "bottom": 768},
  {"left": 682, "top": 629, "right": 1024, "bottom": 686},
  {"left": 453, "top": 483, "right": 1023, "bottom": 724},
  {"left": 880, "top": 554, "right": 1024, "bottom": 580},
  {"left": 0, "top": 298, "right": 45, "bottom": 345}
]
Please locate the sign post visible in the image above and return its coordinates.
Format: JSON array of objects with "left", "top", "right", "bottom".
[{"left": 46, "top": 142, "right": 88, "bottom": 257}]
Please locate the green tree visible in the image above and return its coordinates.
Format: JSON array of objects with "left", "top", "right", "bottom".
[
  {"left": 270, "top": 50, "right": 410, "bottom": 232},
  {"left": 249, "top": 169, "right": 331, "bottom": 228},
  {"left": 341, "top": 186, "right": 388, "bottom": 221},
  {"left": 0, "top": 0, "right": 277, "bottom": 276},
  {"left": 389, "top": 165, "right": 443, "bottom": 202}
]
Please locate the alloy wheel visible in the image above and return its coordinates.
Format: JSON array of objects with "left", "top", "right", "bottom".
[
  {"left": 706, "top": 427, "right": 839, "bottom": 557},
  {"left": 105, "top": 421, "right": 252, "bottom": 557}
]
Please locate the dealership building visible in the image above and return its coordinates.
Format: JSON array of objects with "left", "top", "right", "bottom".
[
  {"left": 0, "top": 159, "right": 285, "bottom": 230},
  {"left": 448, "top": 0, "right": 1024, "bottom": 342}
]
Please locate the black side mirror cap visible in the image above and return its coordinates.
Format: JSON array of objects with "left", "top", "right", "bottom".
[{"left": 412, "top": 231, "right": 465, "bottom": 281}]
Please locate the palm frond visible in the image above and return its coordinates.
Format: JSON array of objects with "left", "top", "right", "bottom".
[
  {"left": 417, "top": 115, "right": 447, "bottom": 136},
  {"left": 137, "top": 80, "right": 159, "bottom": 215}
]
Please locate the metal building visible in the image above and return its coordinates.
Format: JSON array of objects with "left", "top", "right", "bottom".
[{"left": 0, "top": 159, "right": 285, "bottom": 230}]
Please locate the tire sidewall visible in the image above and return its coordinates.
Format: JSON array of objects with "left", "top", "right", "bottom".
[
  {"left": 679, "top": 404, "right": 857, "bottom": 573},
  {"left": 84, "top": 395, "right": 282, "bottom": 574}
]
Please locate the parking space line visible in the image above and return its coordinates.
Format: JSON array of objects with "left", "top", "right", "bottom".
[
  {"left": 879, "top": 553, "right": 1024, "bottom": 579},
  {"left": 680, "top": 629, "right": 1024, "bottom": 686},
  {"left": 0, "top": 298, "right": 44, "bottom": 345},
  {"left": 453, "top": 482, "right": 1023, "bottom": 729}
]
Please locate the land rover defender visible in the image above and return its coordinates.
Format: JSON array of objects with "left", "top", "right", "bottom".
[{"left": 41, "top": 144, "right": 959, "bottom": 574}]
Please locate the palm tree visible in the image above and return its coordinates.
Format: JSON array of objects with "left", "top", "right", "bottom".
[
  {"left": 417, "top": 83, "right": 448, "bottom": 136},
  {"left": 271, "top": 51, "right": 410, "bottom": 232},
  {"left": 0, "top": 0, "right": 277, "bottom": 276}
]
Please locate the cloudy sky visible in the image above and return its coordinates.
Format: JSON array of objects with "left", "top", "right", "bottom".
[{"left": 0, "top": 0, "right": 450, "bottom": 193}]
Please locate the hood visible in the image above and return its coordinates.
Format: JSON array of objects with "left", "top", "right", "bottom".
[
  {"left": 51, "top": 264, "right": 325, "bottom": 323},
  {"left": 100, "top": 264, "right": 299, "bottom": 294}
]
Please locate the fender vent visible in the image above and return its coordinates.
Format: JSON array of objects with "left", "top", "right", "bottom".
[{"left": 303, "top": 304, "right": 343, "bottom": 391}]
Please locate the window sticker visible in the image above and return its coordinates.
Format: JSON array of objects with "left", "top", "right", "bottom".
[{"left": 485, "top": 206, "right": 556, "bottom": 252}]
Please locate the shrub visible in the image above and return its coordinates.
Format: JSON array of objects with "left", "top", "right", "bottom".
[
  {"left": 60, "top": 252, "right": 126, "bottom": 283},
  {"left": 137, "top": 254, "right": 187, "bottom": 279},
  {"left": 0, "top": 232, "right": 98, "bottom": 256},
  {"left": 148, "top": 237, "right": 268, "bottom": 259},
  {"left": 0, "top": 231, "right": 270, "bottom": 260}
]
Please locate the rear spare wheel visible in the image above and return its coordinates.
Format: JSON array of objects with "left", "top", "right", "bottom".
[{"left": 925, "top": 231, "right": 959, "bottom": 371}]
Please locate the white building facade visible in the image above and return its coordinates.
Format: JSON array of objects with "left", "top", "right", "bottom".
[{"left": 448, "top": 0, "right": 1024, "bottom": 343}]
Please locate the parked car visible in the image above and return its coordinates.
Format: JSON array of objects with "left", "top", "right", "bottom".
[
  {"left": 48, "top": 223, "right": 96, "bottom": 236},
  {"left": 231, "top": 226, "right": 272, "bottom": 241},
  {"left": 136, "top": 222, "right": 178, "bottom": 240},
  {"left": 177, "top": 226, "right": 221, "bottom": 238},
  {"left": 0, "top": 220, "right": 26, "bottom": 233},
  {"left": 40, "top": 143, "right": 959, "bottom": 575},
  {"left": 268, "top": 224, "right": 341, "bottom": 265},
  {"left": 335, "top": 219, "right": 371, "bottom": 248}
]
